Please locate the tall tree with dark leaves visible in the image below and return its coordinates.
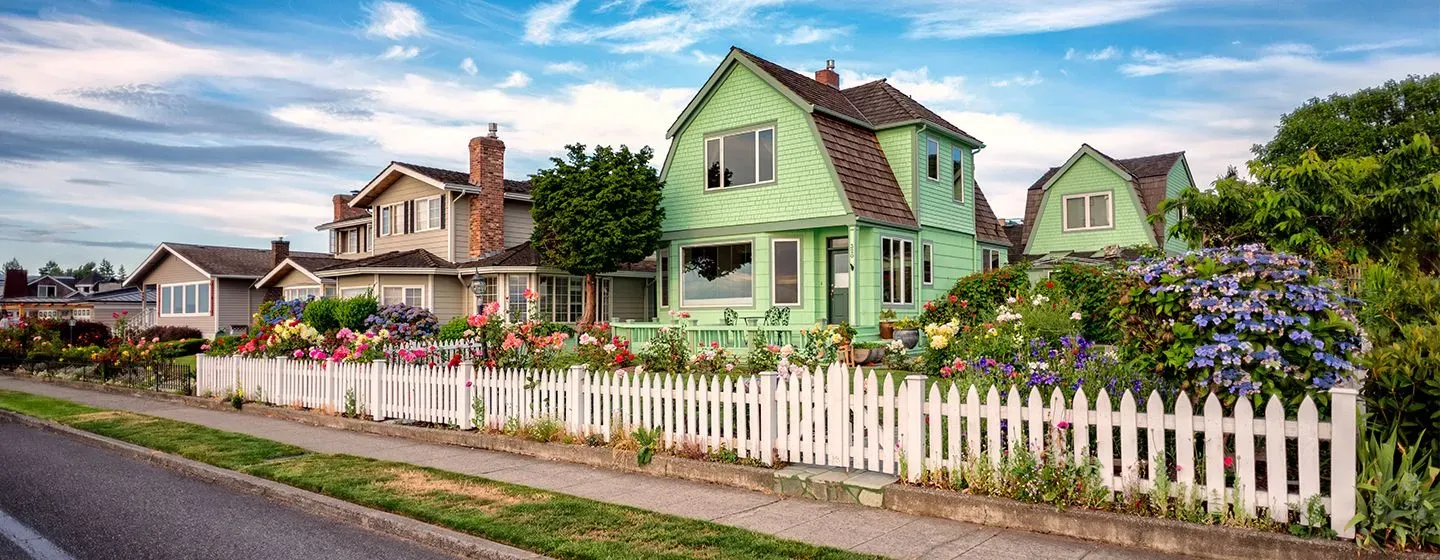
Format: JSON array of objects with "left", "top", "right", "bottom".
[
  {"left": 2, "top": 258, "right": 20, "bottom": 271},
  {"left": 1253, "top": 74, "right": 1440, "bottom": 167},
  {"left": 97, "top": 259, "right": 114, "bottom": 278},
  {"left": 38, "top": 260, "right": 62, "bottom": 276},
  {"left": 530, "top": 144, "right": 665, "bottom": 324}
]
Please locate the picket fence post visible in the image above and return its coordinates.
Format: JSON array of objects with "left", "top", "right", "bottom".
[
  {"left": 567, "top": 364, "right": 587, "bottom": 435},
  {"left": 370, "top": 359, "right": 384, "bottom": 421},
  {"left": 460, "top": 361, "right": 475, "bottom": 431},
  {"left": 758, "top": 371, "right": 779, "bottom": 466},
  {"left": 902, "top": 374, "right": 926, "bottom": 482},
  {"left": 1330, "top": 386, "right": 1359, "bottom": 538}
]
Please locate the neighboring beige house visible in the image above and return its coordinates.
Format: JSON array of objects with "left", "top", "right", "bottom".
[
  {"left": 0, "top": 269, "right": 148, "bottom": 328},
  {"left": 125, "top": 240, "right": 327, "bottom": 337},
  {"left": 255, "top": 123, "right": 656, "bottom": 325}
]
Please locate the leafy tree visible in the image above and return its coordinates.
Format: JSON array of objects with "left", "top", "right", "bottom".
[
  {"left": 530, "top": 144, "right": 665, "bottom": 324},
  {"left": 97, "top": 259, "right": 114, "bottom": 278},
  {"left": 1162, "top": 133, "right": 1440, "bottom": 272},
  {"left": 2, "top": 258, "right": 20, "bottom": 271},
  {"left": 117, "top": 264, "right": 127, "bottom": 280},
  {"left": 1253, "top": 74, "right": 1440, "bottom": 166},
  {"left": 65, "top": 261, "right": 96, "bottom": 279},
  {"left": 38, "top": 260, "right": 62, "bottom": 276}
]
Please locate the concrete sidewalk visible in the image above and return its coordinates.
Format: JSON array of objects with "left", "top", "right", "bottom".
[{"left": 0, "top": 377, "right": 1176, "bottom": 560}]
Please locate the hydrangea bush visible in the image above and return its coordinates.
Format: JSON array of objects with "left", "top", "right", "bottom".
[
  {"left": 364, "top": 303, "right": 439, "bottom": 341},
  {"left": 1116, "top": 245, "right": 1366, "bottom": 404}
]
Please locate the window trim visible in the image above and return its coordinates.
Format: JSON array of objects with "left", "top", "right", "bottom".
[
  {"left": 379, "top": 205, "right": 394, "bottom": 237},
  {"left": 982, "top": 248, "right": 1003, "bottom": 272},
  {"left": 380, "top": 285, "right": 424, "bottom": 308},
  {"left": 1061, "top": 191, "right": 1115, "bottom": 232},
  {"left": 414, "top": 196, "right": 442, "bottom": 232},
  {"left": 37, "top": 285, "right": 57, "bottom": 297},
  {"left": 922, "top": 242, "right": 933, "bottom": 286},
  {"left": 925, "top": 137, "right": 940, "bottom": 181},
  {"left": 159, "top": 280, "right": 210, "bottom": 317},
  {"left": 282, "top": 285, "right": 325, "bottom": 301},
  {"left": 703, "top": 125, "right": 777, "bottom": 191},
  {"left": 678, "top": 240, "right": 755, "bottom": 308},
  {"left": 881, "top": 236, "right": 914, "bottom": 307},
  {"left": 951, "top": 145, "right": 965, "bottom": 204},
  {"left": 770, "top": 238, "right": 802, "bottom": 307},
  {"left": 340, "top": 287, "right": 370, "bottom": 299}
]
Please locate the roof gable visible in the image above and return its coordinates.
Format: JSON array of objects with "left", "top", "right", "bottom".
[
  {"left": 1021, "top": 146, "right": 1185, "bottom": 249},
  {"left": 351, "top": 161, "right": 533, "bottom": 208},
  {"left": 125, "top": 243, "right": 328, "bottom": 286},
  {"left": 254, "top": 255, "right": 347, "bottom": 288}
]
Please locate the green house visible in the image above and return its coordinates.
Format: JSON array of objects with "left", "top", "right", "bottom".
[
  {"left": 643, "top": 47, "right": 1011, "bottom": 340},
  {"left": 1019, "top": 144, "right": 1194, "bottom": 267}
]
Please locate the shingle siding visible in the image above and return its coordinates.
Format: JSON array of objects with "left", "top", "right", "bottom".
[{"left": 1026, "top": 154, "right": 1154, "bottom": 255}]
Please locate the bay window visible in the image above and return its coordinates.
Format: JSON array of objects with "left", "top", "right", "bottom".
[
  {"left": 537, "top": 275, "right": 585, "bottom": 323},
  {"left": 881, "top": 237, "right": 913, "bottom": 306},
  {"left": 283, "top": 286, "right": 323, "bottom": 301},
  {"left": 705, "top": 127, "right": 775, "bottom": 190},
  {"left": 381, "top": 286, "right": 423, "bottom": 307},
  {"left": 771, "top": 239, "right": 800, "bottom": 306},
  {"left": 681, "top": 242, "right": 753, "bottom": 306},
  {"left": 160, "top": 281, "right": 210, "bottom": 316},
  {"left": 1063, "top": 192, "right": 1112, "bottom": 231},
  {"left": 507, "top": 275, "right": 530, "bottom": 318}
]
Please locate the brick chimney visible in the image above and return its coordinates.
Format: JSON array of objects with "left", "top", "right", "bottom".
[
  {"left": 332, "top": 194, "right": 350, "bottom": 221},
  {"left": 2, "top": 268, "right": 26, "bottom": 299},
  {"left": 468, "top": 122, "right": 507, "bottom": 258},
  {"left": 271, "top": 238, "right": 290, "bottom": 267},
  {"left": 815, "top": 59, "right": 839, "bottom": 89}
]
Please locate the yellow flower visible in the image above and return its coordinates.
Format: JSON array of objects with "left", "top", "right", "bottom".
[{"left": 929, "top": 335, "right": 949, "bottom": 349}]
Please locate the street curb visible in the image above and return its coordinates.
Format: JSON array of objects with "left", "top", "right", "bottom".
[
  {"left": 0, "top": 410, "right": 545, "bottom": 560},
  {"left": 0, "top": 374, "right": 777, "bottom": 493}
]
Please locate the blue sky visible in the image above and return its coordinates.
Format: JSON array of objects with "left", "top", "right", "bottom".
[{"left": 0, "top": 0, "right": 1435, "bottom": 273}]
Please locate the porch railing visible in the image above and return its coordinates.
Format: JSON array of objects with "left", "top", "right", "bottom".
[{"left": 613, "top": 323, "right": 803, "bottom": 352}]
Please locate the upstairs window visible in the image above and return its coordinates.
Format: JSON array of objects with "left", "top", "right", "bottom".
[
  {"left": 379, "top": 205, "right": 393, "bottom": 236},
  {"left": 951, "top": 146, "right": 965, "bottom": 203},
  {"left": 1062, "top": 192, "right": 1113, "bottom": 231},
  {"left": 415, "top": 196, "right": 442, "bottom": 232},
  {"left": 705, "top": 127, "right": 775, "bottom": 190},
  {"left": 38, "top": 285, "right": 56, "bottom": 297},
  {"left": 926, "top": 137, "right": 940, "bottom": 180}
]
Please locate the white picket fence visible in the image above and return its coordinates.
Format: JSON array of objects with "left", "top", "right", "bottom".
[{"left": 196, "top": 356, "right": 1358, "bottom": 537}]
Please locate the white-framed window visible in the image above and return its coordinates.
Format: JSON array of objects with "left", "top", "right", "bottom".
[
  {"left": 537, "top": 275, "right": 585, "bottom": 323},
  {"left": 771, "top": 239, "right": 800, "bottom": 307},
  {"left": 881, "top": 237, "right": 913, "bottom": 306},
  {"left": 415, "top": 196, "right": 442, "bottom": 232},
  {"left": 705, "top": 127, "right": 775, "bottom": 190},
  {"left": 951, "top": 146, "right": 965, "bottom": 203},
  {"left": 160, "top": 281, "right": 210, "bottom": 317},
  {"left": 37, "top": 285, "right": 57, "bottom": 297},
  {"left": 283, "top": 286, "right": 323, "bottom": 300},
  {"left": 922, "top": 242, "right": 933, "bottom": 285},
  {"left": 73, "top": 308, "right": 92, "bottom": 319},
  {"left": 340, "top": 287, "right": 370, "bottom": 299},
  {"left": 473, "top": 274, "right": 499, "bottom": 312},
  {"left": 336, "top": 226, "right": 368, "bottom": 254},
  {"left": 36, "top": 309, "right": 59, "bottom": 319},
  {"left": 982, "top": 248, "right": 1003, "bottom": 271},
  {"left": 379, "top": 205, "right": 392, "bottom": 237},
  {"left": 379, "top": 203, "right": 406, "bottom": 236},
  {"left": 680, "top": 242, "right": 753, "bottom": 307},
  {"left": 507, "top": 275, "right": 530, "bottom": 318},
  {"left": 926, "top": 137, "right": 940, "bottom": 180},
  {"left": 381, "top": 286, "right": 423, "bottom": 307},
  {"left": 1063, "top": 192, "right": 1113, "bottom": 231}
]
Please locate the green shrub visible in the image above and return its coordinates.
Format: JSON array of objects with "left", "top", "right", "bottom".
[
  {"left": 1358, "top": 264, "right": 1440, "bottom": 344},
  {"left": 1362, "top": 323, "right": 1440, "bottom": 461},
  {"left": 921, "top": 262, "right": 1030, "bottom": 326},
  {"left": 334, "top": 295, "right": 378, "bottom": 332},
  {"left": 438, "top": 316, "right": 472, "bottom": 341},
  {"left": 302, "top": 297, "right": 341, "bottom": 333},
  {"left": 57, "top": 320, "right": 112, "bottom": 346},
  {"left": 1044, "top": 262, "right": 1125, "bottom": 343},
  {"left": 1351, "top": 429, "right": 1440, "bottom": 551},
  {"left": 137, "top": 325, "right": 202, "bottom": 342}
]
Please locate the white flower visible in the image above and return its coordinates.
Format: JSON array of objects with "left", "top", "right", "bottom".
[
  {"left": 602, "top": 343, "right": 616, "bottom": 353},
  {"left": 1006, "top": 296, "right": 1017, "bottom": 304},
  {"left": 1032, "top": 294, "right": 1049, "bottom": 305},
  {"left": 1071, "top": 312, "right": 1083, "bottom": 321}
]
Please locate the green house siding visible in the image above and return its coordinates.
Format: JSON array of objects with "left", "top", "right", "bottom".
[
  {"left": 921, "top": 229, "right": 979, "bottom": 304},
  {"left": 661, "top": 64, "right": 847, "bottom": 233},
  {"left": 1026, "top": 154, "right": 1154, "bottom": 255},
  {"left": 658, "top": 229, "right": 833, "bottom": 327},
  {"left": 916, "top": 132, "right": 975, "bottom": 234},
  {"left": 1163, "top": 160, "right": 1191, "bottom": 254},
  {"left": 875, "top": 127, "right": 914, "bottom": 209}
]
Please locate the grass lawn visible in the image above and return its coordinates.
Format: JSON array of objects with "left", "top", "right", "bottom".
[
  {"left": 0, "top": 390, "right": 875, "bottom": 560},
  {"left": 172, "top": 354, "right": 197, "bottom": 369}
]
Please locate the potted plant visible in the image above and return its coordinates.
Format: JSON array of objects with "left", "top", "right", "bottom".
[
  {"left": 877, "top": 309, "right": 897, "bottom": 339},
  {"left": 851, "top": 341, "right": 884, "bottom": 365},
  {"left": 893, "top": 316, "right": 921, "bottom": 349}
]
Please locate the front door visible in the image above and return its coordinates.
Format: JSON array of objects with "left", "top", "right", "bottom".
[{"left": 826, "top": 238, "right": 849, "bottom": 325}]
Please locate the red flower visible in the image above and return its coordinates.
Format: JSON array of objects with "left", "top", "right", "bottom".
[
  {"left": 948, "top": 294, "right": 958, "bottom": 304},
  {"left": 447, "top": 354, "right": 462, "bottom": 368},
  {"left": 1224, "top": 456, "right": 1235, "bottom": 470},
  {"left": 1045, "top": 280, "right": 1056, "bottom": 289}
]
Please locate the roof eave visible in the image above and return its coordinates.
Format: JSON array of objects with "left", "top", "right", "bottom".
[
  {"left": 874, "top": 119, "right": 984, "bottom": 148},
  {"left": 316, "top": 267, "right": 451, "bottom": 278}
]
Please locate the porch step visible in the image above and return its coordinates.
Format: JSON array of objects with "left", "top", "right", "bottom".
[{"left": 774, "top": 465, "right": 897, "bottom": 507}]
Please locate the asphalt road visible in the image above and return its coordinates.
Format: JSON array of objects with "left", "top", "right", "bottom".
[{"left": 0, "top": 420, "right": 460, "bottom": 560}]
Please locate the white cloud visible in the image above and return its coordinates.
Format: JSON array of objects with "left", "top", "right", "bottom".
[
  {"left": 365, "top": 2, "right": 426, "bottom": 40},
  {"left": 775, "top": 25, "right": 850, "bottom": 46},
  {"left": 1333, "top": 38, "right": 1422, "bottom": 53},
  {"left": 460, "top": 57, "right": 478, "bottom": 75},
  {"left": 522, "top": 0, "right": 786, "bottom": 54},
  {"left": 1086, "top": 46, "right": 1120, "bottom": 60},
  {"left": 900, "top": 0, "right": 1185, "bottom": 39},
  {"left": 1260, "top": 42, "right": 1315, "bottom": 56},
  {"left": 1064, "top": 48, "right": 1077, "bottom": 60},
  {"left": 838, "top": 66, "right": 973, "bottom": 105},
  {"left": 380, "top": 45, "right": 420, "bottom": 60},
  {"left": 691, "top": 49, "right": 722, "bottom": 65},
  {"left": 543, "top": 61, "right": 587, "bottom": 75},
  {"left": 497, "top": 71, "right": 531, "bottom": 89},
  {"left": 990, "top": 71, "right": 1043, "bottom": 88}
]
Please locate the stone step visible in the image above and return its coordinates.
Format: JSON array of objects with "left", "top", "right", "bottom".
[{"left": 774, "top": 465, "right": 897, "bottom": 507}]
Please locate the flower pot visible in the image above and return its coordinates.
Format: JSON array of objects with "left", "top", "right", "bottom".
[
  {"left": 878, "top": 321, "right": 894, "bottom": 339},
  {"left": 895, "top": 328, "right": 920, "bottom": 349},
  {"left": 850, "top": 347, "right": 870, "bottom": 364}
]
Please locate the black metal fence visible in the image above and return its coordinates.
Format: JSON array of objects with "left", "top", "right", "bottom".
[{"left": 0, "top": 357, "right": 196, "bottom": 395}]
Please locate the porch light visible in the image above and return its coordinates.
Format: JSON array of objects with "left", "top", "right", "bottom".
[{"left": 469, "top": 275, "right": 486, "bottom": 297}]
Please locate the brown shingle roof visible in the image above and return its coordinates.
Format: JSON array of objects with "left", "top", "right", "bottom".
[
  {"left": 320, "top": 249, "right": 454, "bottom": 271},
  {"left": 813, "top": 112, "right": 917, "bottom": 228},
  {"left": 166, "top": 243, "right": 329, "bottom": 278},
  {"left": 733, "top": 48, "right": 868, "bottom": 123},
  {"left": 972, "top": 182, "right": 1010, "bottom": 247},
  {"left": 394, "top": 161, "right": 532, "bottom": 195},
  {"left": 288, "top": 255, "right": 349, "bottom": 272},
  {"left": 1019, "top": 148, "right": 1185, "bottom": 253}
]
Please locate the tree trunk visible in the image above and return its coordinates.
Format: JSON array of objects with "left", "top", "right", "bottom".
[{"left": 581, "top": 273, "right": 597, "bottom": 325}]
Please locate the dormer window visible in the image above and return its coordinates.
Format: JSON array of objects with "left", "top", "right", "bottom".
[
  {"left": 705, "top": 127, "right": 775, "bottom": 190},
  {"left": 38, "top": 285, "right": 56, "bottom": 297}
]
